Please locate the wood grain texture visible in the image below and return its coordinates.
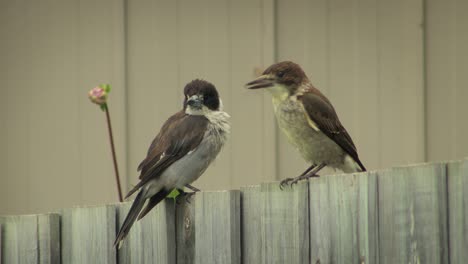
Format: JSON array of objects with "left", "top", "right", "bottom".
[
  {"left": 240, "top": 185, "right": 262, "bottom": 264},
  {"left": 176, "top": 196, "right": 196, "bottom": 264},
  {"left": 116, "top": 200, "right": 176, "bottom": 264},
  {"left": 309, "top": 172, "right": 378, "bottom": 264},
  {"left": 447, "top": 159, "right": 468, "bottom": 263},
  {"left": 61, "top": 205, "right": 116, "bottom": 264},
  {"left": 261, "top": 181, "right": 309, "bottom": 264},
  {"left": 0, "top": 214, "right": 60, "bottom": 264},
  {"left": 194, "top": 191, "right": 241, "bottom": 264},
  {"left": 377, "top": 163, "right": 448, "bottom": 264}
]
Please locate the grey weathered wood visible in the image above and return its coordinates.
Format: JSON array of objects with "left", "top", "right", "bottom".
[
  {"left": 240, "top": 185, "right": 262, "bottom": 264},
  {"left": 61, "top": 205, "right": 116, "bottom": 264},
  {"left": 117, "top": 200, "right": 176, "bottom": 264},
  {"left": 309, "top": 172, "right": 378, "bottom": 264},
  {"left": 193, "top": 191, "right": 241, "bottom": 264},
  {"left": 447, "top": 159, "right": 468, "bottom": 263},
  {"left": 377, "top": 163, "right": 448, "bottom": 264},
  {"left": 0, "top": 213, "right": 60, "bottom": 264},
  {"left": 261, "top": 181, "right": 309, "bottom": 264},
  {"left": 37, "top": 214, "right": 60, "bottom": 264},
  {"left": 176, "top": 195, "right": 196, "bottom": 264}
]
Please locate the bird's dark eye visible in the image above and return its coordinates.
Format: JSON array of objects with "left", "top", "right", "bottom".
[{"left": 277, "top": 71, "right": 285, "bottom": 78}]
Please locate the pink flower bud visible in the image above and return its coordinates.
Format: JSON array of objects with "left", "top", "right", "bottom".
[{"left": 88, "top": 86, "right": 107, "bottom": 105}]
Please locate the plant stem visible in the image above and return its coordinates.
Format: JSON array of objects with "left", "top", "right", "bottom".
[{"left": 105, "top": 104, "right": 123, "bottom": 202}]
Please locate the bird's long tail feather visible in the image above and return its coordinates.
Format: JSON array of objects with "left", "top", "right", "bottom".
[{"left": 114, "top": 189, "right": 147, "bottom": 249}]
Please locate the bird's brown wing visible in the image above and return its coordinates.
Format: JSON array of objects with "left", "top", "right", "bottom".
[
  {"left": 125, "top": 111, "right": 209, "bottom": 198},
  {"left": 299, "top": 92, "right": 366, "bottom": 171}
]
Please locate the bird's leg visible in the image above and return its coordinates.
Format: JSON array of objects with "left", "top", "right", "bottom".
[
  {"left": 185, "top": 184, "right": 201, "bottom": 192},
  {"left": 290, "top": 163, "right": 327, "bottom": 186},
  {"left": 182, "top": 184, "right": 201, "bottom": 203},
  {"left": 280, "top": 164, "right": 317, "bottom": 189}
]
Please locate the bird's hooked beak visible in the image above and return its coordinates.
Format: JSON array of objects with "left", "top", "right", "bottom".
[
  {"left": 245, "top": 74, "right": 275, "bottom": 89},
  {"left": 187, "top": 94, "right": 203, "bottom": 109}
]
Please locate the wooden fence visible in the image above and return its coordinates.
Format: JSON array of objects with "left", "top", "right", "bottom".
[{"left": 1, "top": 159, "right": 467, "bottom": 264}]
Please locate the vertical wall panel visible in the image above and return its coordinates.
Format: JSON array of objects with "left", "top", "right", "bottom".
[
  {"left": 126, "top": 0, "right": 276, "bottom": 192},
  {"left": 426, "top": 0, "right": 468, "bottom": 162},
  {"left": 0, "top": 0, "right": 126, "bottom": 214},
  {"left": 276, "top": 0, "right": 424, "bottom": 178}
]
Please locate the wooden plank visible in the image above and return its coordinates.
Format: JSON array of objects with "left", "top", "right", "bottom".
[
  {"left": 447, "top": 159, "right": 468, "bottom": 263},
  {"left": 116, "top": 200, "right": 176, "bottom": 264},
  {"left": 37, "top": 214, "right": 61, "bottom": 264},
  {"left": 309, "top": 172, "right": 378, "bottom": 264},
  {"left": 0, "top": 213, "right": 59, "bottom": 264},
  {"left": 176, "top": 196, "right": 196, "bottom": 264},
  {"left": 61, "top": 205, "right": 116, "bottom": 264},
  {"left": 240, "top": 185, "right": 262, "bottom": 264},
  {"left": 377, "top": 163, "right": 448, "bottom": 264},
  {"left": 261, "top": 181, "right": 309, "bottom": 264},
  {"left": 193, "top": 191, "right": 241, "bottom": 264}
]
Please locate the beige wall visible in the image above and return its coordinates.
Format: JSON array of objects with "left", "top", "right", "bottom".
[{"left": 0, "top": 0, "right": 467, "bottom": 215}]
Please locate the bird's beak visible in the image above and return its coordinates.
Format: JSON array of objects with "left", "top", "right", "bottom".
[
  {"left": 187, "top": 95, "right": 203, "bottom": 108},
  {"left": 245, "top": 74, "right": 275, "bottom": 89}
]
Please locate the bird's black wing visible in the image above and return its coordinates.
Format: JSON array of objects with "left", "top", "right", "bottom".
[
  {"left": 125, "top": 111, "right": 209, "bottom": 198},
  {"left": 299, "top": 92, "right": 366, "bottom": 171}
]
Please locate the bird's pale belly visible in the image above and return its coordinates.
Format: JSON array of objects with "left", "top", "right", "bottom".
[{"left": 273, "top": 99, "right": 346, "bottom": 168}]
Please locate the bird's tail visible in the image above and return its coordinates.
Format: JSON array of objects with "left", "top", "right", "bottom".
[{"left": 114, "top": 189, "right": 147, "bottom": 249}]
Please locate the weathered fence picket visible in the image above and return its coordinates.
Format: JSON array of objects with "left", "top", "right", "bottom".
[
  {"left": 447, "top": 159, "right": 468, "bottom": 263},
  {"left": 0, "top": 213, "right": 60, "bottom": 264},
  {"left": 0, "top": 160, "right": 467, "bottom": 264},
  {"left": 309, "top": 172, "right": 379, "bottom": 264},
  {"left": 240, "top": 185, "right": 262, "bottom": 264},
  {"left": 193, "top": 191, "right": 241, "bottom": 264},
  {"left": 378, "top": 163, "right": 449, "bottom": 264},
  {"left": 261, "top": 181, "right": 309, "bottom": 264},
  {"left": 61, "top": 205, "right": 116, "bottom": 264},
  {"left": 117, "top": 200, "right": 176, "bottom": 264}
]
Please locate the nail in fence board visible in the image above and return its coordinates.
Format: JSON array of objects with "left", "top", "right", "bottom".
[
  {"left": 193, "top": 191, "right": 241, "bottom": 264},
  {"left": 116, "top": 200, "right": 176, "bottom": 264},
  {"left": 240, "top": 185, "right": 262, "bottom": 264},
  {"left": 447, "top": 159, "right": 468, "bottom": 263},
  {"left": 261, "top": 181, "right": 309, "bottom": 264},
  {"left": 0, "top": 214, "right": 60, "bottom": 264},
  {"left": 309, "top": 172, "right": 379, "bottom": 264},
  {"left": 61, "top": 205, "right": 116, "bottom": 264},
  {"left": 377, "top": 163, "right": 448, "bottom": 264}
]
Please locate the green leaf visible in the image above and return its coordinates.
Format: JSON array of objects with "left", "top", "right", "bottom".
[{"left": 167, "top": 189, "right": 181, "bottom": 199}]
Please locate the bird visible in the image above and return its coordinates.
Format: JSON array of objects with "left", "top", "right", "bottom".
[
  {"left": 114, "top": 79, "right": 230, "bottom": 248},
  {"left": 245, "top": 61, "right": 365, "bottom": 187}
]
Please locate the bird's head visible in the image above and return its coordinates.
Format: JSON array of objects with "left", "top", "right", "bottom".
[
  {"left": 245, "top": 61, "right": 308, "bottom": 100},
  {"left": 184, "top": 79, "right": 221, "bottom": 115}
]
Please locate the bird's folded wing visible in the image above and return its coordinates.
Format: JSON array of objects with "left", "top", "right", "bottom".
[
  {"left": 125, "top": 111, "right": 208, "bottom": 198},
  {"left": 299, "top": 93, "right": 366, "bottom": 171}
]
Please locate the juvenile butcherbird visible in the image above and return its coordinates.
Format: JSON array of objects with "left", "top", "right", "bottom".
[{"left": 246, "top": 61, "right": 365, "bottom": 187}]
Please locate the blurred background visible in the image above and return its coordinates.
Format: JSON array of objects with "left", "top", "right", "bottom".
[{"left": 0, "top": 0, "right": 467, "bottom": 215}]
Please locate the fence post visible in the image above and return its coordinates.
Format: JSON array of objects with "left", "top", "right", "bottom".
[
  {"left": 377, "top": 163, "right": 448, "bottom": 264},
  {"left": 309, "top": 172, "right": 378, "bottom": 264},
  {"left": 61, "top": 205, "right": 116, "bottom": 264},
  {"left": 447, "top": 159, "right": 468, "bottom": 263},
  {"left": 261, "top": 181, "right": 309, "bottom": 264},
  {"left": 116, "top": 200, "right": 176, "bottom": 264}
]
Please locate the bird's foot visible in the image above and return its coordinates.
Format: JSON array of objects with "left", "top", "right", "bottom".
[{"left": 279, "top": 173, "right": 320, "bottom": 189}]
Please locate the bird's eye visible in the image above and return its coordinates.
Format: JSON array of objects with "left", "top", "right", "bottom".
[{"left": 277, "top": 71, "right": 285, "bottom": 78}]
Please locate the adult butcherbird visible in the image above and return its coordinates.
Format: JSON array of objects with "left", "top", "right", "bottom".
[
  {"left": 114, "top": 79, "right": 230, "bottom": 248},
  {"left": 246, "top": 61, "right": 365, "bottom": 187}
]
